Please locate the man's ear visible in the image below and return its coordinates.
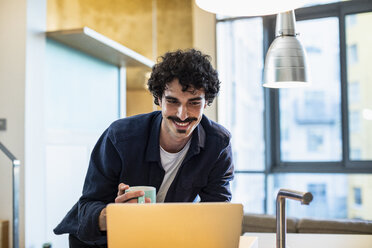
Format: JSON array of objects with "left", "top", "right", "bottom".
[{"left": 158, "top": 97, "right": 162, "bottom": 107}]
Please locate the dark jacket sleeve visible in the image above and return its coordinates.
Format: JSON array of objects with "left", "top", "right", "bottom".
[
  {"left": 199, "top": 142, "right": 234, "bottom": 202},
  {"left": 76, "top": 128, "right": 122, "bottom": 242}
]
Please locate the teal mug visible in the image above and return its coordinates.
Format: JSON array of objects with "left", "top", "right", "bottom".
[{"left": 125, "top": 186, "right": 156, "bottom": 203}]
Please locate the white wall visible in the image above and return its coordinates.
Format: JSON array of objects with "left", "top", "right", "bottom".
[
  {"left": 25, "top": 0, "right": 47, "bottom": 247},
  {"left": 0, "top": 0, "right": 47, "bottom": 247}
]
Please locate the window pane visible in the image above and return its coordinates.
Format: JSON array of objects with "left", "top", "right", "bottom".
[
  {"left": 346, "top": 12, "right": 372, "bottom": 161},
  {"left": 268, "top": 174, "right": 372, "bottom": 220},
  {"left": 231, "top": 174, "right": 265, "bottom": 213},
  {"left": 279, "top": 18, "right": 342, "bottom": 161},
  {"left": 268, "top": 174, "right": 371, "bottom": 220},
  {"left": 348, "top": 175, "right": 372, "bottom": 219},
  {"left": 217, "top": 18, "right": 265, "bottom": 171},
  {"left": 268, "top": 174, "right": 347, "bottom": 218}
]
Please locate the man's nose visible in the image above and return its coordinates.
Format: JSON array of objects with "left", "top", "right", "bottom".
[{"left": 176, "top": 105, "right": 188, "bottom": 121}]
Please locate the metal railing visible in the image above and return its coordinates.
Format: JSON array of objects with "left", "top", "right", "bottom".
[{"left": 0, "top": 142, "right": 20, "bottom": 248}]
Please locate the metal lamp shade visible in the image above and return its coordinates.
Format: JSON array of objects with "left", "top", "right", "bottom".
[
  {"left": 263, "top": 11, "right": 310, "bottom": 88},
  {"left": 263, "top": 36, "right": 309, "bottom": 88}
]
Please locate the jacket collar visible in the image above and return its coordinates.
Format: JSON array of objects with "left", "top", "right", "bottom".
[{"left": 145, "top": 112, "right": 206, "bottom": 162}]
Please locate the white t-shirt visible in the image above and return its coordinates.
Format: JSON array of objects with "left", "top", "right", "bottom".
[{"left": 156, "top": 138, "right": 192, "bottom": 203}]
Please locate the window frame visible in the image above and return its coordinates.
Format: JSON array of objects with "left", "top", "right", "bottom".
[
  {"left": 218, "top": 0, "right": 372, "bottom": 174},
  {"left": 216, "top": 0, "right": 372, "bottom": 214},
  {"left": 270, "top": 0, "right": 372, "bottom": 173}
]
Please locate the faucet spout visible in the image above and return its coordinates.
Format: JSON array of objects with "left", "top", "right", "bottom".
[{"left": 276, "top": 189, "right": 313, "bottom": 248}]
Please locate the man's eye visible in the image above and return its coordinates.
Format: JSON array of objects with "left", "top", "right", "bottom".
[
  {"left": 190, "top": 101, "right": 201, "bottom": 106},
  {"left": 167, "top": 100, "right": 178, "bottom": 104}
]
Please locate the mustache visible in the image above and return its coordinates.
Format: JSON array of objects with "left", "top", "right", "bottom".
[{"left": 167, "top": 116, "right": 197, "bottom": 123}]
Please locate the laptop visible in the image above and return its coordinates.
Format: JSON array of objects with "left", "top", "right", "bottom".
[{"left": 106, "top": 202, "right": 243, "bottom": 248}]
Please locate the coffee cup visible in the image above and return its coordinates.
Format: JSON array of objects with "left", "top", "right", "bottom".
[{"left": 125, "top": 186, "right": 156, "bottom": 203}]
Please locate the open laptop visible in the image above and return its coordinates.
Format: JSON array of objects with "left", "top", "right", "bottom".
[{"left": 106, "top": 202, "right": 243, "bottom": 248}]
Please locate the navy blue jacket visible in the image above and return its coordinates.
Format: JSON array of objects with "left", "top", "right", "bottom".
[{"left": 54, "top": 111, "right": 234, "bottom": 244}]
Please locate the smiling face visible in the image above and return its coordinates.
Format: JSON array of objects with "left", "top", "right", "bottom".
[{"left": 159, "top": 78, "right": 207, "bottom": 145}]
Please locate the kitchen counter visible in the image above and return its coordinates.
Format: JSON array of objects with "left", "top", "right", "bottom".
[{"left": 242, "top": 232, "right": 372, "bottom": 248}]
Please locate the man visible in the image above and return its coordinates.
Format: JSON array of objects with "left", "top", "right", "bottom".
[{"left": 54, "top": 49, "right": 234, "bottom": 247}]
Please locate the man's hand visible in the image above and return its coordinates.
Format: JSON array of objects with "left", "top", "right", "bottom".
[
  {"left": 115, "top": 183, "right": 151, "bottom": 203},
  {"left": 98, "top": 183, "right": 152, "bottom": 231}
]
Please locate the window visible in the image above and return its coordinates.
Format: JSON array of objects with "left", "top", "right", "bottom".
[
  {"left": 353, "top": 187, "right": 362, "bottom": 206},
  {"left": 346, "top": 14, "right": 357, "bottom": 27},
  {"left": 351, "top": 149, "right": 361, "bottom": 160},
  {"left": 348, "top": 82, "right": 360, "bottom": 104},
  {"left": 306, "top": 129, "right": 324, "bottom": 153},
  {"left": 279, "top": 17, "right": 342, "bottom": 162},
  {"left": 231, "top": 174, "right": 265, "bottom": 213},
  {"left": 217, "top": 1, "right": 372, "bottom": 220},
  {"left": 217, "top": 18, "right": 265, "bottom": 172},
  {"left": 349, "top": 110, "right": 361, "bottom": 133},
  {"left": 348, "top": 175, "right": 372, "bottom": 219},
  {"left": 268, "top": 174, "right": 347, "bottom": 218},
  {"left": 346, "top": 12, "right": 372, "bottom": 161},
  {"left": 347, "top": 44, "right": 358, "bottom": 65}
]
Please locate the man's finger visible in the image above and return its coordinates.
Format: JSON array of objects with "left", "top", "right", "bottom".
[
  {"left": 117, "top": 183, "right": 129, "bottom": 196},
  {"left": 123, "top": 197, "right": 141, "bottom": 203},
  {"left": 115, "top": 190, "right": 145, "bottom": 203}
]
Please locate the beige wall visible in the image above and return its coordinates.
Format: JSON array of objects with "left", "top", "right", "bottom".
[
  {"left": 47, "top": 0, "right": 154, "bottom": 58},
  {"left": 126, "top": 90, "right": 155, "bottom": 117},
  {"left": 0, "top": 0, "right": 27, "bottom": 246},
  {"left": 156, "top": 0, "right": 193, "bottom": 56},
  {"left": 192, "top": 1, "right": 217, "bottom": 121},
  {"left": 47, "top": 0, "right": 218, "bottom": 120}
]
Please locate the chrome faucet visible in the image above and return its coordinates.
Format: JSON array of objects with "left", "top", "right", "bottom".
[{"left": 276, "top": 189, "right": 313, "bottom": 248}]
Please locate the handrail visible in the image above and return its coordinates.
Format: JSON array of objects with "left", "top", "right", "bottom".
[{"left": 0, "top": 142, "right": 20, "bottom": 248}]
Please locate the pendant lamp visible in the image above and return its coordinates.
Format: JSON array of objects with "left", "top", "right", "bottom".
[
  {"left": 195, "top": 0, "right": 310, "bottom": 88},
  {"left": 263, "top": 10, "right": 310, "bottom": 88}
]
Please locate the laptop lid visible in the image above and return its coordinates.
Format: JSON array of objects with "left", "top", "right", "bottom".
[{"left": 106, "top": 202, "right": 243, "bottom": 248}]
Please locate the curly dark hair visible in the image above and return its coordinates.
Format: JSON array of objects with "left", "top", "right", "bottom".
[{"left": 147, "top": 49, "right": 220, "bottom": 106}]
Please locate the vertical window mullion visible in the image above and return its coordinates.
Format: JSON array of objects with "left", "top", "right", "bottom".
[
  {"left": 263, "top": 16, "right": 277, "bottom": 214},
  {"left": 339, "top": 5, "right": 350, "bottom": 168}
]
